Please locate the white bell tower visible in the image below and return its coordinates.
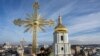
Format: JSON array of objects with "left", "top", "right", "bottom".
[{"left": 53, "top": 16, "right": 71, "bottom": 56}]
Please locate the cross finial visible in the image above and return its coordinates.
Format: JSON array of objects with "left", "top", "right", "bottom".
[
  {"left": 33, "top": 0, "right": 39, "bottom": 9},
  {"left": 58, "top": 15, "right": 62, "bottom": 24}
]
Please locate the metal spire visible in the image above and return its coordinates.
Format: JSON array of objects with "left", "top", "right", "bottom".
[{"left": 58, "top": 15, "right": 62, "bottom": 24}]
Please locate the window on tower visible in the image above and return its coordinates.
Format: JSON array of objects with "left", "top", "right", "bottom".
[
  {"left": 61, "top": 47, "right": 64, "bottom": 51},
  {"left": 61, "top": 36, "right": 64, "bottom": 41}
]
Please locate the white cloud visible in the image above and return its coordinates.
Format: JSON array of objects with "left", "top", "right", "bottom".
[
  {"left": 69, "top": 12, "right": 100, "bottom": 34},
  {"left": 49, "top": 1, "right": 77, "bottom": 19},
  {"left": 70, "top": 32, "right": 100, "bottom": 44},
  {"left": 68, "top": 12, "right": 100, "bottom": 44}
]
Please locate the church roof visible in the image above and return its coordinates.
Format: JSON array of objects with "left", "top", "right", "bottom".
[{"left": 55, "top": 16, "right": 68, "bottom": 32}]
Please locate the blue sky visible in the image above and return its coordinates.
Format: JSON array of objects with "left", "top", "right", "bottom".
[{"left": 0, "top": 0, "right": 100, "bottom": 44}]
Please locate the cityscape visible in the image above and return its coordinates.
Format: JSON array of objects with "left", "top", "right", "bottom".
[{"left": 0, "top": 0, "right": 100, "bottom": 56}]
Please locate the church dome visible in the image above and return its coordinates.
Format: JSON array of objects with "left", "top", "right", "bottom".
[{"left": 55, "top": 16, "right": 68, "bottom": 32}]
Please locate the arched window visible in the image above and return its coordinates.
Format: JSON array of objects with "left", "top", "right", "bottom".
[
  {"left": 61, "top": 47, "right": 64, "bottom": 51},
  {"left": 61, "top": 36, "right": 64, "bottom": 41}
]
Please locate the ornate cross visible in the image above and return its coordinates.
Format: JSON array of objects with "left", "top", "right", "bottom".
[{"left": 13, "top": 1, "right": 54, "bottom": 55}]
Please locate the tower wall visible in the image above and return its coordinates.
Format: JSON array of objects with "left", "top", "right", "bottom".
[{"left": 54, "top": 32, "right": 71, "bottom": 56}]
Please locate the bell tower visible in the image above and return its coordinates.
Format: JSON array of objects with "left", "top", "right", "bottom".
[{"left": 53, "top": 16, "right": 71, "bottom": 56}]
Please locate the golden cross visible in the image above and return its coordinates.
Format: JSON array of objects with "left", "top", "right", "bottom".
[{"left": 13, "top": 1, "right": 54, "bottom": 55}]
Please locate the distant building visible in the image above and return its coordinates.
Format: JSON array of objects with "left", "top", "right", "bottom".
[
  {"left": 3, "top": 42, "right": 12, "bottom": 50},
  {"left": 17, "top": 46, "right": 24, "bottom": 56},
  {"left": 53, "top": 16, "right": 71, "bottom": 56},
  {"left": 0, "top": 48, "right": 4, "bottom": 53}
]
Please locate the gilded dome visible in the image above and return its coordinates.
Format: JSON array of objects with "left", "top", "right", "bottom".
[{"left": 54, "top": 16, "right": 68, "bottom": 32}]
